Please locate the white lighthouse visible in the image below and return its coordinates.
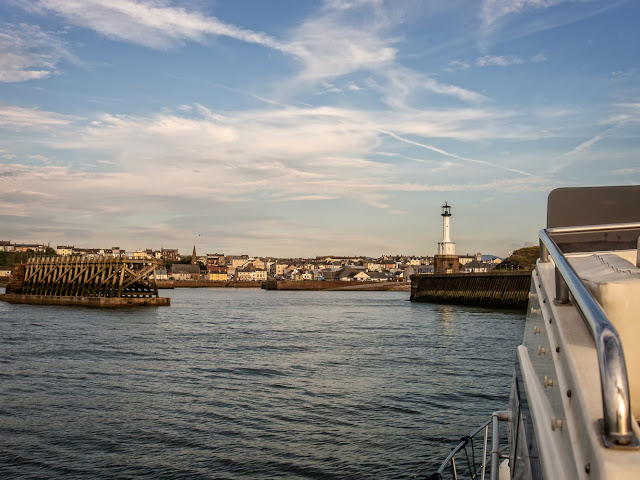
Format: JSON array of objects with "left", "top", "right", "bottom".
[
  {"left": 434, "top": 201, "right": 459, "bottom": 274},
  {"left": 437, "top": 202, "right": 456, "bottom": 256}
]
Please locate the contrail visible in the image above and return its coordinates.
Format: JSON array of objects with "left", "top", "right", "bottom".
[{"left": 379, "top": 129, "right": 535, "bottom": 177}]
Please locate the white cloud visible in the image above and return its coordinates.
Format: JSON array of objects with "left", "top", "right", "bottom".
[
  {"left": 531, "top": 53, "right": 547, "bottom": 62},
  {"left": 13, "top": 0, "right": 484, "bottom": 109},
  {"left": 480, "top": 0, "right": 568, "bottom": 33},
  {"left": 28, "top": 154, "right": 50, "bottom": 162},
  {"left": 478, "top": 0, "right": 622, "bottom": 50},
  {"left": 286, "top": 11, "right": 397, "bottom": 82},
  {"left": 1, "top": 102, "right": 552, "bottom": 215},
  {"left": 0, "top": 99, "right": 574, "bottom": 254},
  {"left": 0, "top": 147, "right": 17, "bottom": 159},
  {"left": 613, "top": 167, "right": 640, "bottom": 175},
  {"left": 323, "top": 0, "right": 384, "bottom": 11},
  {"left": 24, "top": 0, "right": 286, "bottom": 51},
  {"left": 285, "top": 195, "right": 340, "bottom": 201},
  {"left": 444, "top": 60, "right": 471, "bottom": 72},
  {"left": 477, "top": 55, "right": 524, "bottom": 67},
  {"left": 0, "top": 105, "right": 73, "bottom": 129},
  {"left": 0, "top": 23, "right": 71, "bottom": 82},
  {"left": 381, "top": 67, "right": 486, "bottom": 108}
]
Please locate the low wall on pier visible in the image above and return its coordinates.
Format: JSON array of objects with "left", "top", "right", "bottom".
[
  {"left": 0, "top": 294, "right": 169, "bottom": 308},
  {"left": 156, "top": 280, "right": 262, "bottom": 289},
  {"left": 410, "top": 271, "right": 531, "bottom": 310},
  {"left": 263, "top": 280, "right": 346, "bottom": 290}
]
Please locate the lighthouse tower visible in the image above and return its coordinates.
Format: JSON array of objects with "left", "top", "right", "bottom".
[
  {"left": 437, "top": 202, "right": 456, "bottom": 256},
  {"left": 434, "top": 202, "right": 460, "bottom": 273}
]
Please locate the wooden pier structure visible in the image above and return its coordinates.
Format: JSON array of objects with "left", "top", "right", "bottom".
[{"left": 0, "top": 257, "right": 170, "bottom": 307}]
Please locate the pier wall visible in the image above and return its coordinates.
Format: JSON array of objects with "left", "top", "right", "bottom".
[
  {"left": 0, "top": 294, "right": 169, "bottom": 308},
  {"left": 263, "top": 280, "right": 349, "bottom": 290},
  {"left": 410, "top": 271, "right": 531, "bottom": 310},
  {"left": 156, "top": 280, "right": 262, "bottom": 289},
  {"left": 262, "top": 280, "right": 410, "bottom": 291}
]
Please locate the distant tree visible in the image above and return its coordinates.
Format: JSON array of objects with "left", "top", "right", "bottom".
[
  {"left": 499, "top": 246, "right": 540, "bottom": 271},
  {"left": 0, "top": 251, "right": 6, "bottom": 266},
  {"left": 44, "top": 247, "right": 57, "bottom": 256}
]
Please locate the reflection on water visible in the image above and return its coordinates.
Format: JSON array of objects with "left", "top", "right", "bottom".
[{"left": 0, "top": 289, "right": 524, "bottom": 478}]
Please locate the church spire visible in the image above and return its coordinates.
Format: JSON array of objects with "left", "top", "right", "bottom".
[{"left": 191, "top": 245, "right": 197, "bottom": 264}]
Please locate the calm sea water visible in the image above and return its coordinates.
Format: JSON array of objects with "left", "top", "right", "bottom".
[{"left": 0, "top": 288, "right": 525, "bottom": 479}]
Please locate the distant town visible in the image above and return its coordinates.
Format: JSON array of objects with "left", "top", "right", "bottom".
[{"left": 0, "top": 240, "right": 514, "bottom": 283}]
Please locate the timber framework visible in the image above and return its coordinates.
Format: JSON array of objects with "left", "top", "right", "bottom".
[{"left": 1, "top": 257, "right": 170, "bottom": 307}]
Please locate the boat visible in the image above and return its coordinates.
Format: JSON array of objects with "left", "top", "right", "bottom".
[{"left": 429, "top": 185, "right": 640, "bottom": 479}]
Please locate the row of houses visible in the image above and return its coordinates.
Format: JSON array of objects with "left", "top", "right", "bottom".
[
  {"left": 1, "top": 240, "right": 503, "bottom": 281},
  {"left": 0, "top": 241, "right": 47, "bottom": 253}
]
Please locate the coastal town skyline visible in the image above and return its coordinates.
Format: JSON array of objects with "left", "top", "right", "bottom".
[{"left": 1, "top": 1, "right": 639, "bottom": 257}]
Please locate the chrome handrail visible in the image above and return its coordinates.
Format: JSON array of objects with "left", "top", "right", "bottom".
[
  {"left": 546, "top": 221, "right": 640, "bottom": 235},
  {"left": 433, "top": 411, "right": 509, "bottom": 480},
  {"left": 539, "top": 227, "right": 636, "bottom": 446}
]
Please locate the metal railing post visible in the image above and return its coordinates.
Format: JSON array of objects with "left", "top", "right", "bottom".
[
  {"left": 554, "top": 266, "right": 569, "bottom": 305},
  {"left": 491, "top": 411, "right": 509, "bottom": 480}
]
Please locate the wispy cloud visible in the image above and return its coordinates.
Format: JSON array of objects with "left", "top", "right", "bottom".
[
  {"left": 549, "top": 135, "right": 602, "bottom": 173},
  {"left": 12, "top": 0, "right": 485, "bottom": 110},
  {"left": 0, "top": 101, "right": 556, "bottom": 229},
  {"left": 0, "top": 22, "right": 72, "bottom": 82},
  {"left": 21, "top": 0, "right": 286, "bottom": 51},
  {"left": 0, "top": 147, "right": 17, "bottom": 159},
  {"left": 477, "top": 54, "right": 524, "bottom": 67},
  {"left": 378, "top": 129, "right": 535, "bottom": 177},
  {"left": 0, "top": 105, "right": 73, "bottom": 128},
  {"left": 444, "top": 60, "right": 471, "bottom": 72},
  {"left": 613, "top": 167, "right": 640, "bottom": 175},
  {"left": 480, "top": 0, "right": 578, "bottom": 39},
  {"left": 286, "top": 2, "right": 397, "bottom": 82},
  {"left": 381, "top": 67, "right": 486, "bottom": 108},
  {"left": 479, "top": 0, "right": 624, "bottom": 50}
]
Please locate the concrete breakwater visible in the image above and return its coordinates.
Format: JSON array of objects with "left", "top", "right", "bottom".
[
  {"left": 0, "top": 294, "right": 169, "bottom": 307},
  {"left": 262, "top": 280, "right": 411, "bottom": 291},
  {"left": 263, "top": 280, "right": 351, "bottom": 290},
  {"left": 410, "top": 271, "right": 531, "bottom": 310},
  {"left": 156, "top": 280, "right": 262, "bottom": 289}
]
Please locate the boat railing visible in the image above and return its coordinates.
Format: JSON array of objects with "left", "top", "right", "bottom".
[
  {"left": 539, "top": 223, "right": 640, "bottom": 447},
  {"left": 426, "top": 411, "right": 509, "bottom": 480}
]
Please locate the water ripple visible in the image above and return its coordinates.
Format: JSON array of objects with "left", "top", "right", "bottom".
[{"left": 0, "top": 289, "right": 524, "bottom": 478}]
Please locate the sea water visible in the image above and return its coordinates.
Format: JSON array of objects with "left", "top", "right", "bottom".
[{"left": 0, "top": 288, "right": 524, "bottom": 479}]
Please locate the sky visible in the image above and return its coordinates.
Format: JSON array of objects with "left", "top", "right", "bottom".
[{"left": 1, "top": 0, "right": 639, "bottom": 258}]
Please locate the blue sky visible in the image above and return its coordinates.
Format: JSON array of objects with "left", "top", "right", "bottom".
[{"left": 1, "top": 0, "right": 639, "bottom": 258}]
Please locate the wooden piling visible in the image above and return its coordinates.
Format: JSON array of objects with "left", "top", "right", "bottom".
[{"left": 1, "top": 256, "right": 169, "bottom": 307}]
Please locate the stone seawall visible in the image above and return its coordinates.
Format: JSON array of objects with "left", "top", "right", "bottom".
[
  {"left": 410, "top": 271, "right": 531, "bottom": 310},
  {"left": 0, "top": 294, "right": 170, "bottom": 308},
  {"left": 261, "top": 280, "right": 410, "bottom": 291},
  {"left": 156, "top": 280, "right": 262, "bottom": 289},
  {"left": 262, "top": 280, "right": 348, "bottom": 290}
]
